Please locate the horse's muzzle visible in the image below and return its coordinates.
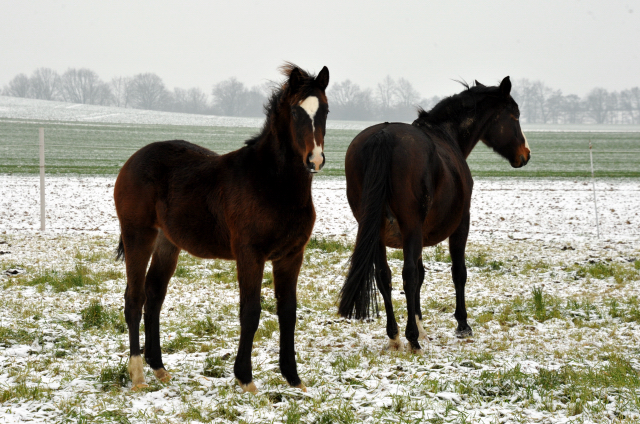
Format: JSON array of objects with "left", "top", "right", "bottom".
[
  {"left": 511, "top": 152, "right": 530, "bottom": 168},
  {"left": 307, "top": 152, "right": 325, "bottom": 173}
]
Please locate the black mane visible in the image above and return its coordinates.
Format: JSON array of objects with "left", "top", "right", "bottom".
[
  {"left": 245, "top": 64, "right": 320, "bottom": 146},
  {"left": 416, "top": 82, "right": 502, "bottom": 125}
]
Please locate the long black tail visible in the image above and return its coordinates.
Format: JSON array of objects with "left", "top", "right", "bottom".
[
  {"left": 115, "top": 235, "right": 125, "bottom": 262},
  {"left": 338, "top": 129, "right": 394, "bottom": 320}
]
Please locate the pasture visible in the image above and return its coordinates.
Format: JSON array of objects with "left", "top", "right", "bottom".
[
  {"left": 1, "top": 98, "right": 640, "bottom": 422},
  {"left": 1, "top": 118, "right": 640, "bottom": 177}
]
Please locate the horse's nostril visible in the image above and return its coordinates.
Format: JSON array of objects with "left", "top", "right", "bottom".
[{"left": 519, "top": 154, "right": 526, "bottom": 166}]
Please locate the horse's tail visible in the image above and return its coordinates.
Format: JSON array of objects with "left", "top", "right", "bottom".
[
  {"left": 338, "top": 129, "right": 394, "bottom": 320},
  {"left": 116, "top": 235, "right": 125, "bottom": 262}
]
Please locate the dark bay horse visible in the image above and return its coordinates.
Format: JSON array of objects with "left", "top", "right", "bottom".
[
  {"left": 114, "top": 64, "right": 329, "bottom": 392},
  {"left": 338, "top": 77, "right": 530, "bottom": 353}
]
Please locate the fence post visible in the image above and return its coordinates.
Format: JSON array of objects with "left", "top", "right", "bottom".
[
  {"left": 589, "top": 140, "right": 599, "bottom": 239},
  {"left": 39, "top": 128, "right": 45, "bottom": 231}
]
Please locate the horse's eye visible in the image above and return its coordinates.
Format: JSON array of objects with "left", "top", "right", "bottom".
[{"left": 292, "top": 108, "right": 298, "bottom": 119}]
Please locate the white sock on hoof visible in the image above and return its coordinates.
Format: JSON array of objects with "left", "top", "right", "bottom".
[
  {"left": 416, "top": 315, "right": 428, "bottom": 340},
  {"left": 153, "top": 368, "right": 171, "bottom": 383},
  {"left": 129, "top": 355, "right": 147, "bottom": 389},
  {"left": 388, "top": 334, "right": 403, "bottom": 350},
  {"left": 239, "top": 381, "right": 257, "bottom": 393}
]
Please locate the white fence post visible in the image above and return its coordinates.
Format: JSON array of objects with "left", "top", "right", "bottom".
[
  {"left": 39, "top": 128, "right": 45, "bottom": 231},
  {"left": 589, "top": 140, "right": 599, "bottom": 239}
]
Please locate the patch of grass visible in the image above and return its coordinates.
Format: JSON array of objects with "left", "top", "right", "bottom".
[
  {"left": 574, "top": 261, "right": 639, "bottom": 284},
  {"left": 210, "top": 403, "right": 240, "bottom": 421},
  {"left": 0, "top": 382, "right": 51, "bottom": 403},
  {"left": 331, "top": 353, "right": 360, "bottom": 374},
  {"left": 262, "top": 270, "right": 273, "bottom": 287},
  {"left": 98, "top": 360, "right": 130, "bottom": 391},
  {"left": 174, "top": 265, "right": 192, "bottom": 278},
  {"left": 306, "top": 237, "right": 351, "bottom": 254},
  {"left": 314, "top": 401, "right": 357, "bottom": 424},
  {"left": 425, "top": 244, "right": 451, "bottom": 263},
  {"left": 97, "top": 410, "right": 131, "bottom": 424},
  {"left": 521, "top": 260, "right": 550, "bottom": 274},
  {"left": 22, "top": 264, "right": 99, "bottom": 292},
  {"left": 164, "top": 333, "right": 195, "bottom": 353},
  {"left": 261, "top": 296, "right": 277, "bottom": 314},
  {"left": 80, "top": 300, "right": 126, "bottom": 332},
  {"left": 190, "top": 315, "right": 222, "bottom": 337},
  {"left": 467, "top": 251, "right": 488, "bottom": 268},
  {"left": 0, "top": 327, "right": 35, "bottom": 346},
  {"left": 254, "top": 318, "right": 279, "bottom": 342},
  {"left": 388, "top": 249, "right": 404, "bottom": 261},
  {"left": 203, "top": 354, "right": 228, "bottom": 378}
]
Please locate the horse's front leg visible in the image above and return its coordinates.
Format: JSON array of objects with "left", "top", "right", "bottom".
[
  {"left": 449, "top": 212, "right": 473, "bottom": 338},
  {"left": 234, "top": 250, "right": 265, "bottom": 393},
  {"left": 272, "top": 250, "right": 305, "bottom": 391}
]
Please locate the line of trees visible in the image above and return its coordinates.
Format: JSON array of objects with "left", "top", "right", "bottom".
[{"left": 3, "top": 67, "right": 639, "bottom": 124}]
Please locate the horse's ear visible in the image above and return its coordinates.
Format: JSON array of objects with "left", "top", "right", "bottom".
[
  {"left": 289, "top": 68, "right": 304, "bottom": 95},
  {"left": 475, "top": 80, "right": 485, "bottom": 87},
  {"left": 316, "top": 66, "right": 330, "bottom": 90},
  {"left": 499, "top": 76, "right": 511, "bottom": 96}
]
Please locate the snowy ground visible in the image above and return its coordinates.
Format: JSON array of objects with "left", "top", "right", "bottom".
[
  {"left": 1, "top": 175, "right": 638, "bottom": 242},
  {"left": 1, "top": 176, "right": 640, "bottom": 423}
]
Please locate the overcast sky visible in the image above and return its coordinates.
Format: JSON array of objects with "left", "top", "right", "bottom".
[{"left": 2, "top": 0, "right": 639, "bottom": 99}]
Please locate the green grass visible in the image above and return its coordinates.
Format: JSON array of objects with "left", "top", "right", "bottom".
[
  {"left": 98, "top": 360, "right": 130, "bottom": 391},
  {"left": 2, "top": 118, "right": 639, "bottom": 177},
  {"left": 80, "top": 300, "right": 126, "bottom": 332}
]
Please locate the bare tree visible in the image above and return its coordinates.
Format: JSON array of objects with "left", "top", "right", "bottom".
[
  {"left": 60, "top": 68, "right": 111, "bottom": 105},
  {"left": 562, "top": 94, "right": 582, "bottom": 124},
  {"left": 212, "top": 77, "right": 249, "bottom": 116},
  {"left": 328, "top": 79, "right": 374, "bottom": 120},
  {"left": 130, "top": 73, "right": 168, "bottom": 110},
  {"left": 3, "top": 73, "right": 31, "bottom": 97},
  {"left": 586, "top": 88, "right": 613, "bottom": 124},
  {"left": 110, "top": 76, "right": 133, "bottom": 108},
  {"left": 29, "top": 68, "right": 60, "bottom": 100},
  {"left": 376, "top": 75, "right": 397, "bottom": 113},
  {"left": 395, "top": 78, "right": 420, "bottom": 107}
]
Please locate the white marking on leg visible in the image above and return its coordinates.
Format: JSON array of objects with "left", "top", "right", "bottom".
[
  {"left": 299, "top": 96, "right": 323, "bottom": 170},
  {"left": 153, "top": 367, "right": 171, "bottom": 383},
  {"left": 239, "top": 380, "right": 257, "bottom": 393},
  {"left": 129, "top": 355, "right": 148, "bottom": 390},
  {"left": 416, "top": 314, "right": 428, "bottom": 340},
  {"left": 388, "top": 333, "right": 403, "bottom": 351}
]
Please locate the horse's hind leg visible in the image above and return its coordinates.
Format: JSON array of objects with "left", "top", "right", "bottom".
[
  {"left": 401, "top": 226, "right": 423, "bottom": 353},
  {"left": 122, "top": 227, "right": 158, "bottom": 390},
  {"left": 414, "top": 257, "right": 428, "bottom": 340},
  {"left": 272, "top": 250, "right": 304, "bottom": 390},
  {"left": 374, "top": 242, "right": 401, "bottom": 350},
  {"left": 449, "top": 212, "right": 473, "bottom": 338},
  {"left": 144, "top": 230, "right": 180, "bottom": 383}
]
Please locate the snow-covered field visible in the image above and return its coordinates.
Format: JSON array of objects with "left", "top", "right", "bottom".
[
  {"left": 0, "top": 96, "right": 374, "bottom": 131},
  {"left": 1, "top": 175, "right": 640, "bottom": 423},
  {"left": 1, "top": 97, "right": 640, "bottom": 423}
]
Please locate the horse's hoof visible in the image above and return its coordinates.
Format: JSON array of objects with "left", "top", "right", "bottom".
[
  {"left": 412, "top": 348, "right": 424, "bottom": 355},
  {"left": 455, "top": 327, "right": 473, "bottom": 338},
  {"left": 239, "top": 381, "right": 257, "bottom": 394},
  {"left": 131, "top": 383, "right": 149, "bottom": 391},
  {"left": 384, "top": 334, "right": 403, "bottom": 351},
  {"left": 153, "top": 368, "right": 172, "bottom": 383},
  {"left": 293, "top": 383, "right": 307, "bottom": 392}
]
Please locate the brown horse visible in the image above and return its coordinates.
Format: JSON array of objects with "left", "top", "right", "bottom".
[
  {"left": 338, "top": 77, "right": 530, "bottom": 352},
  {"left": 114, "top": 64, "right": 329, "bottom": 392}
]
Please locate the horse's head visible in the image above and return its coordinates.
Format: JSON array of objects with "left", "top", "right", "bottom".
[
  {"left": 282, "top": 64, "right": 330, "bottom": 173},
  {"left": 477, "top": 77, "right": 530, "bottom": 168}
]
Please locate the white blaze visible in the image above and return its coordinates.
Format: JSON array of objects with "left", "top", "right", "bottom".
[
  {"left": 299, "top": 96, "right": 323, "bottom": 166},
  {"left": 523, "top": 130, "right": 530, "bottom": 150}
]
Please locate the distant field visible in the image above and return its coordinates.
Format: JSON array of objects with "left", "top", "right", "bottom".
[{"left": 1, "top": 118, "right": 639, "bottom": 178}]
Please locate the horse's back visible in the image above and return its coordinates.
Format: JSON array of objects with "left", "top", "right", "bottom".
[{"left": 345, "top": 122, "right": 473, "bottom": 247}]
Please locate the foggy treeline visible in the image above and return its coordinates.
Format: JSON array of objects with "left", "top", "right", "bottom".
[{"left": 3, "top": 67, "right": 640, "bottom": 124}]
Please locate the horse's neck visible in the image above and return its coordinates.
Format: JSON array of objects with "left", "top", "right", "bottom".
[
  {"left": 444, "top": 111, "right": 492, "bottom": 159},
  {"left": 255, "top": 132, "right": 314, "bottom": 201}
]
